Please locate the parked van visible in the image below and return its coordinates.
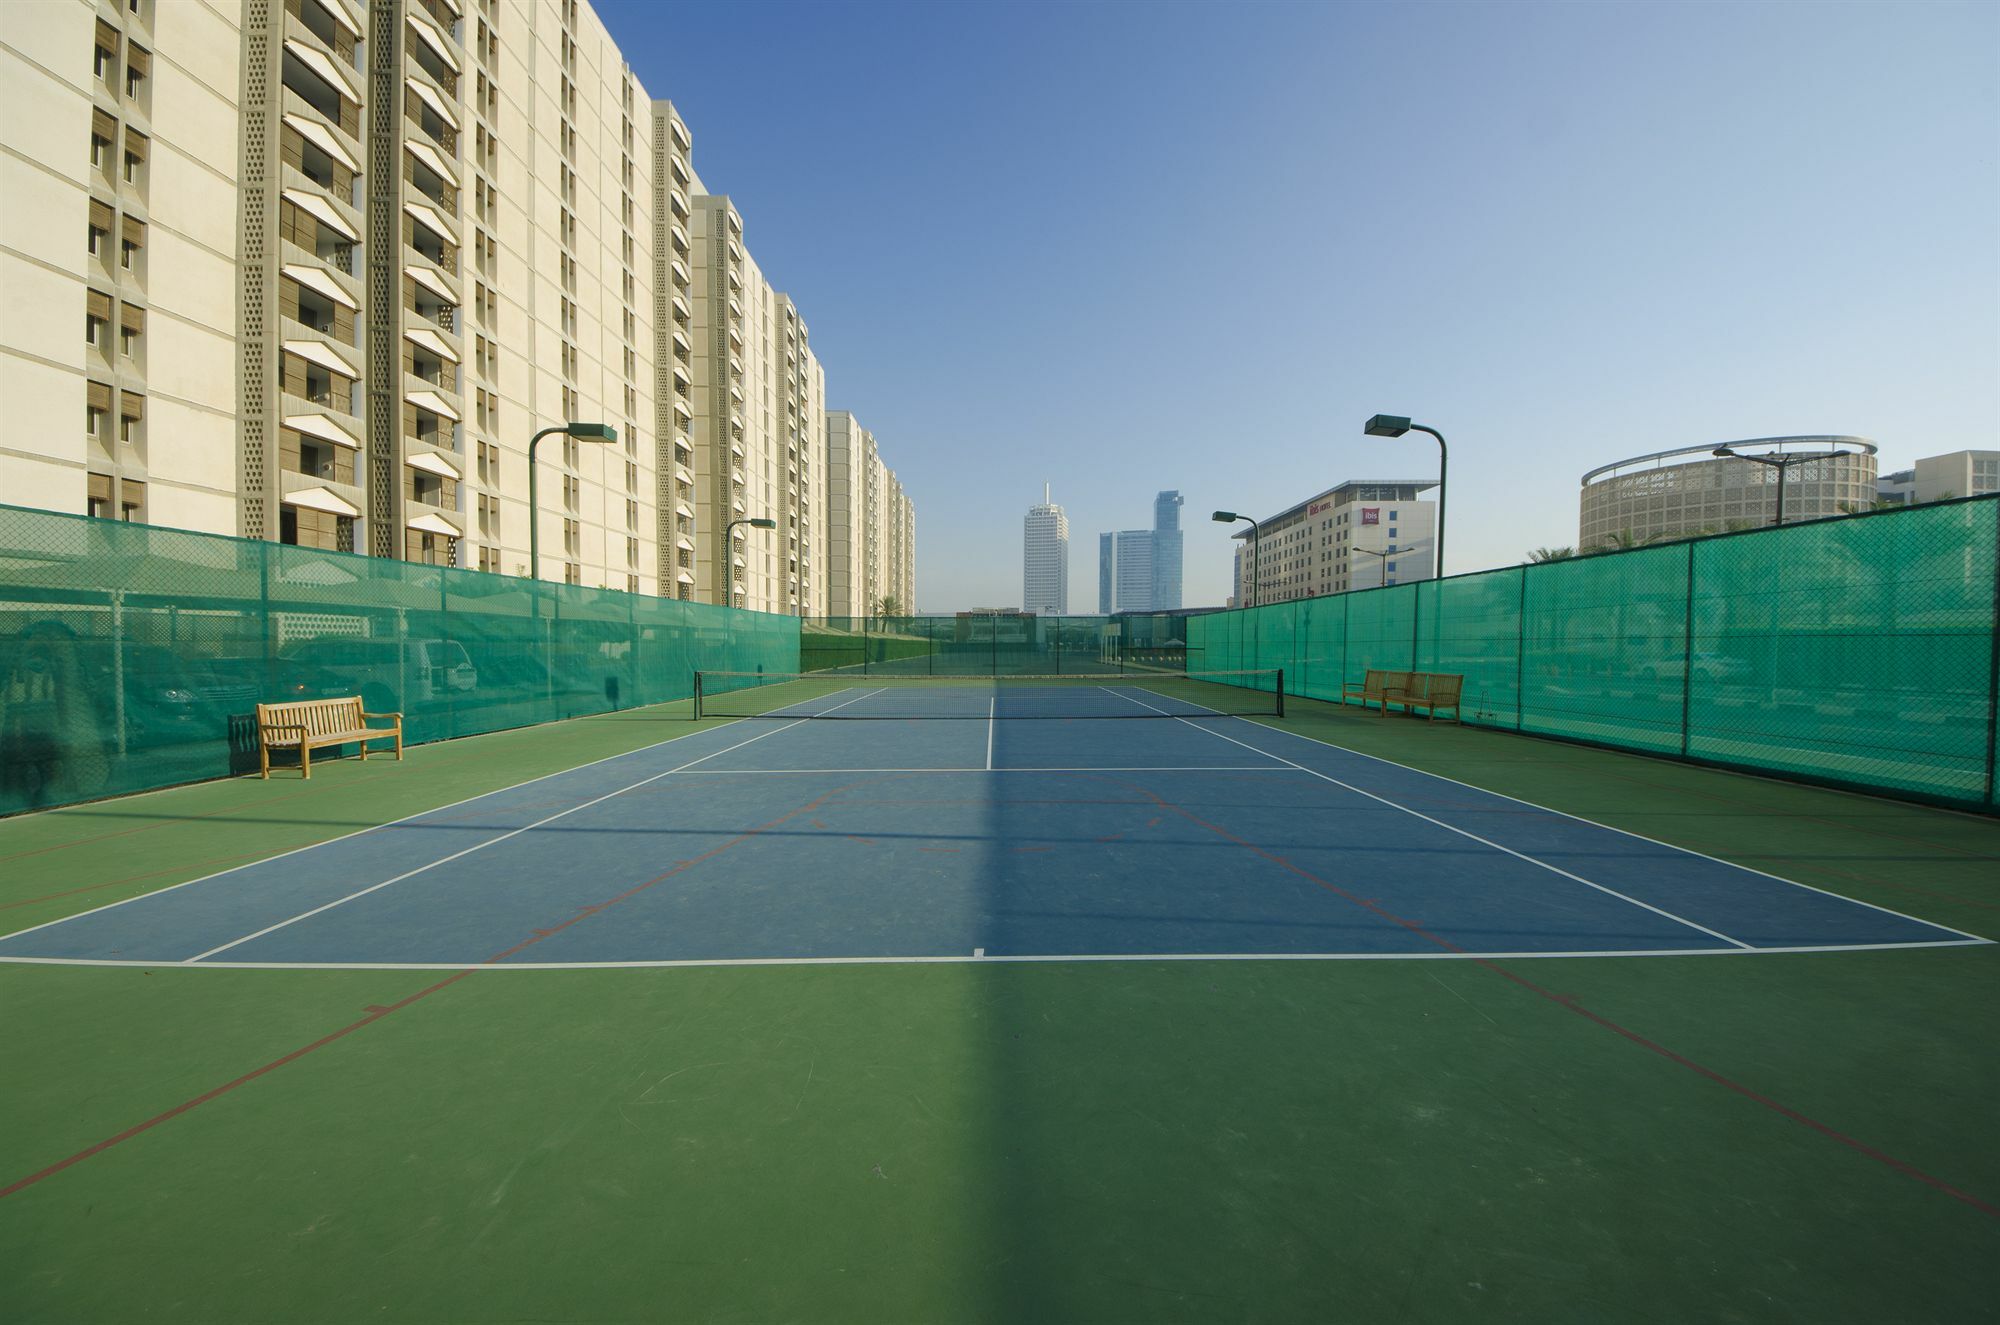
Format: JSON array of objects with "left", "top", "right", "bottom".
[{"left": 279, "top": 636, "right": 477, "bottom": 712}]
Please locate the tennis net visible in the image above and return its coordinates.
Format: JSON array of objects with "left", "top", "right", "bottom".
[{"left": 693, "top": 670, "right": 1285, "bottom": 720}]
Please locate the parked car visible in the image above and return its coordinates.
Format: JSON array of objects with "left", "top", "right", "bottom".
[{"left": 278, "top": 636, "right": 477, "bottom": 713}]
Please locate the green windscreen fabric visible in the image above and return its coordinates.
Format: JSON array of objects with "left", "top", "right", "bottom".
[
  {"left": 1190, "top": 498, "right": 2000, "bottom": 811},
  {"left": 798, "top": 614, "right": 1194, "bottom": 678},
  {"left": 0, "top": 503, "right": 800, "bottom": 815}
]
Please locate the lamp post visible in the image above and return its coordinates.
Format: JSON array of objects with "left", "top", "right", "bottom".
[
  {"left": 527, "top": 421, "right": 617, "bottom": 582},
  {"left": 1711, "top": 444, "right": 1856, "bottom": 527},
  {"left": 1363, "top": 415, "right": 1447, "bottom": 579},
  {"left": 1212, "top": 510, "right": 1262, "bottom": 607},
  {"left": 1352, "top": 544, "right": 1390, "bottom": 589},
  {"left": 723, "top": 516, "right": 777, "bottom": 608}
]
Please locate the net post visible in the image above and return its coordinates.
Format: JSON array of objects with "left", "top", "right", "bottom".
[
  {"left": 1276, "top": 668, "right": 1285, "bottom": 718},
  {"left": 692, "top": 670, "right": 703, "bottom": 720}
]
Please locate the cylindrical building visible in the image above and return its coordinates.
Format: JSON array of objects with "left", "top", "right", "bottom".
[{"left": 1579, "top": 437, "right": 1878, "bottom": 550}]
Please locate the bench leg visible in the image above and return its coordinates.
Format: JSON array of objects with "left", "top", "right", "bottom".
[
  {"left": 395, "top": 728, "right": 403, "bottom": 760},
  {"left": 301, "top": 742, "right": 311, "bottom": 780},
  {"left": 260, "top": 740, "right": 269, "bottom": 780}
]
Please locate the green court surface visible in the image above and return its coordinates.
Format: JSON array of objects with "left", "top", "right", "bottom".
[{"left": 2, "top": 696, "right": 1996, "bottom": 1322}]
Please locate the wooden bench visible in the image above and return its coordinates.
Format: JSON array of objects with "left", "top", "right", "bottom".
[
  {"left": 1389, "top": 671, "right": 1463, "bottom": 723},
  {"left": 255, "top": 697, "right": 402, "bottom": 779},
  {"left": 1341, "top": 669, "right": 1465, "bottom": 722},
  {"left": 1341, "top": 668, "right": 1412, "bottom": 715}
]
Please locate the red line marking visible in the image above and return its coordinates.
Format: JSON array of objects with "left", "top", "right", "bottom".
[
  {"left": 0, "top": 785, "right": 848, "bottom": 1202},
  {"left": 1129, "top": 781, "right": 2000, "bottom": 1221},
  {"left": 845, "top": 835, "right": 875, "bottom": 845},
  {"left": 0, "top": 785, "right": 324, "bottom": 866},
  {"left": 0, "top": 849, "right": 276, "bottom": 912}
]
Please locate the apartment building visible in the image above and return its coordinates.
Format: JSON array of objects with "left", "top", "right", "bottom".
[
  {"left": 1230, "top": 480, "right": 1437, "bottom": 605},
  {"left": 825, "top": 409, "right": 915, "bottom": 617},
  {"left": 5, "top": 0, "right": 655, "bottom": 591},
  {"left": 655, "top": 108, "right": 828, "bottom": 615},
  {"left": 1, "top": 0, "right": 243, "bottom": 527}
]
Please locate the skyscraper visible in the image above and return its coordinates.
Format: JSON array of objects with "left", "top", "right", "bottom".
[
  {"left": 1022, "top": 483, "right": 1068, "bottom": 614},
  {"left": 1097, "top": 489, "right": 1183, "bottom": 612},
  {"left": 1152, "top": 490, "right": 1184, "bottom": 610}
]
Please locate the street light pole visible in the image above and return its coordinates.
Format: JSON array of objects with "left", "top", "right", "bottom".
[
  {"left": 528, "top": 421, "right": 617, "bottom": 582},
  {"left": 1363, "top": 415, "right": 1448, "bottom": 579},
  {"left": 1211, "top": 511, "right": 1263, "bottom": 607},
  {"left": 1352, "top": 544, "right": 1389, "bottom": 589},
  {"left": 1711, "top": 445, "right": 1854, "bottom": 527},
  {"left": 722, "top": 516, "right": 777, "bottom": 608}
]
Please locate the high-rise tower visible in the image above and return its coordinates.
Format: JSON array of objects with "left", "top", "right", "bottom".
[{"left": 1022, "top": 482, "right": 1068, "bottom": 614}]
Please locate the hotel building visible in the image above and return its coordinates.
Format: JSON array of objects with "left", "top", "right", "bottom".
[{"left": 1230, "top": 481, "right": 1437, "bottom": 605}]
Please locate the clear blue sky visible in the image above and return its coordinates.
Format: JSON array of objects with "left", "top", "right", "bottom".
[{"left": 599, "top": 0, "right": 1998, "bottom": 611}]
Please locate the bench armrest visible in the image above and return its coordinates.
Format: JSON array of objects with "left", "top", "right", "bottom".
[
  {"left": 261, "top": 722, "right": 308, "bottom": 738},
  {"left": 360, "top": 711, "right": 403, "bottom": 721}
]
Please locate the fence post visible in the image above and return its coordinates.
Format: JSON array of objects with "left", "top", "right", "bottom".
[
  {"left": 1986, "top": 515, "right": 1999, "bottom": 807},
  {"left": 1514, "top": 567, "right": 1526, "bottom": 731},
  {"left": 1682, "top": 541, "right": 1696, "bottom": 758}
]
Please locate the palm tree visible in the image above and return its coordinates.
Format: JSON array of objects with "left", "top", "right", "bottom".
[
  {"left": 1526, "top": 546, "right": 1575, "bottom": 563},
  {"left": 876, "top": 594, "right": 901, "bottom": 621}
]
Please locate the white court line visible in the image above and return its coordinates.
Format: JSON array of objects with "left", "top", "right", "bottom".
[
  {"left": 1103, "top": 686, "right": 1756, "bottom": 951},
  {"left": 666, "top": 766, "right": 1296, "bottom": 774},
  {"left": 0, "top": 706, "right": 762, "bottom": 948},
  {"left": 0, "top": 937, "right": 1983, "bottom": 971},
  {"left": 1227, "top": 703, "right": 1994, "bottom": 944},
  {"left": 182, "top": 688, "right": 888, "bottom": 963},
  {"left": 986, "top": 698, "right": 996, "bottom": 771}
]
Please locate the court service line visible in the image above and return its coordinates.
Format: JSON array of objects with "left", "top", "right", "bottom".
[
  {"left": 0, "top": 704, "right": 776, "bottom": 949},
  {"left": 1224, "top": 709, "right": 1994, "bottom": 944},
  {"left": 1101, "top": 687, "right": 1755, "bottom": 951},
  {"left": 1, "top": 937, "right": 1985, "bottom": 971},
  {"left": 667, "top": 766, "right": 1296, "bottom": 774},
  {"left": 182, "top": 689, "right": 887, "bottom": 964}
]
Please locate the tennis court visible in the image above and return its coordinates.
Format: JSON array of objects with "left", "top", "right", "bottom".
[
  {"left": 2, "top": 678, "right": 1997, "bottom": 1324},
  {"left": 1, "top": 674, "right": 1976, "bottom": 971}
]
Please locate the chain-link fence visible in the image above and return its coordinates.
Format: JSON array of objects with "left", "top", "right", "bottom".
[
  {"left": 1190, "top": 497, "right": 2000, "bottom": 811},
  {"left": 0, "top": 504, "right": 800, "bottom": 815}
]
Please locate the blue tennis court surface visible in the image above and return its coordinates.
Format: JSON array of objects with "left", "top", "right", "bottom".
[{"left": 0, "top": 684, "right": 1983, "bottom": 968}]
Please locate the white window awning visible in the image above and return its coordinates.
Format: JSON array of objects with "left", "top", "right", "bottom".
[
  {"left": 281, "top": 262, "right": 358, "bottom": 311},
  {"left": 284, "top": 486, "right": 361, "bottom": 517},
  {"left": 403, "top": 262, "right": 457, "bottom": 303},
  {"left": 675, "top": 466, "right": 694, "bottom": 485},
  {"left": 405, "top": 388, "right": 461, "bottom": 421},
  {"left": 406, "top": 76, "right": 460, "bottom": 132},
  {"left": 404, "top": 448, "right": 462, "bottom": 480},
  {"left": 282, "top": 112, "right": 361, "bottom": 174},
  {"left": 407, "top": 14, "right": 462, "bottom": 74},
  {"left": 404, "top": 137, "right": 458, "bottom": 187},
  {"left": 281, "top": 187, "right": 359, "bottom": 242},
  {"left": 407, "top": 511, "right": 462, "bottom": 537},
  {"left": 675, "top": 502, "right": 693, "bottom": 519},
  {"left": 283, "top": 337, "right": 359, "bottom": 379},
  {"left": 284, "top": 37, "right": 359, "bottom": 104},
  {"left": 309, "top": 0, "right": 363, "bottom": 38},
  {"left": 675, "top": 536, "right": 694, "bottom": 552},
  {"left": 676, "top": 571, "right": 695, "bottom": 585},
  {"left": 730, "top": 555, "right": 746, "bottom": 568},
  {"left": 402, "top": 324, "right": 460, "bottom": 363},
  {"left": 403, "top": 200, "right": 458, "bottom": 247},
  {"left": 283, "top": 411, "right": 360, "bottom": 449}
]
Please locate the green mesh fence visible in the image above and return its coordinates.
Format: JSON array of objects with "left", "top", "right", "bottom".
[
  {"left": 799, "top": 613, "right": 1196, "bottom": 678},
  {"left": 0, "top": 503, "right": 800, "bottom": 815},
  {"left": 1188, "top": 498, "right": 2000, "bottom": 811}
]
